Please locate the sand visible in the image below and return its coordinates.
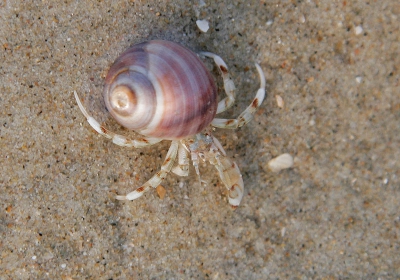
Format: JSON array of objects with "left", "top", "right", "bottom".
[{"left": 1, "top": 0, "right": 399, "bottom": 278}]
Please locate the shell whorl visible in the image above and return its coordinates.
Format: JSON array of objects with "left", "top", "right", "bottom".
[{"left": 103, "top": 40, "right": 218, "bottom": 140}]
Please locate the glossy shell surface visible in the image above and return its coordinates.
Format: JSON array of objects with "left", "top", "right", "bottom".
[{"left": 104, "top": 40, "right": 218, "bottom": 140}]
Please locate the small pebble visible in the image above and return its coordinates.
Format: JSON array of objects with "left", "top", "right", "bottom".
[
  {"left": 355, "top": 25, "right": 363, "bottom": 35},
  {"left": 355, "top": 76, "right": 363, "bottom": 83},
  {"left": 156, "top": 185, "right": 166, "bottom": 200},
  {"left": 196, "top": 19, "right": 210, "bottom": 33},
  {"left": 383, "top": 178, "right": 388, "bottom": 184},
  {"left": 198, "top": 0, "right": 206, "bottom": 7},
  {"left": 275, "top": 95, "right": 284, "bottom": 108},
  {"left": 268, "top": 153, "right": 294, "bottom": 172}
]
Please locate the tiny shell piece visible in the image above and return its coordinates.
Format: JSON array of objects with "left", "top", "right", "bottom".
[
  {"left": 354, "top": 25, "right": 363, "bottom": 35},
  {"left": 268, "top": 153, "right": 294, "bottom": 172},
  {"left": 275, "top": 95, "right": 284, "bottom": 108},
  {"left": 196, "top": 19, "right": 210, "bottom": 33},
  {"left": 156, "top": 185, "right": 166, "bottom": 199}
]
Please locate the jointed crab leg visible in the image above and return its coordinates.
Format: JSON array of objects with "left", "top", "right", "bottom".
[
  {"left": 200, "top": 52, "right": 236, "bottom": 114},
  {"left": 171, "top": 142, "right": 190, "bottom": 176},
  {"left": 213, "top": 155, "right": 244, "bottom": 208},
  {"left": 116, "top": 141, "right": 179, "bottom": 201},
  {"left": 206, "top": 137, "right": 244, "bottom": 208},
  {"left": 211, "top": 63, "right": 266, "bottom": 129},
  {"left": 74, "top": 91, "right": 162, "bottom": 148}
]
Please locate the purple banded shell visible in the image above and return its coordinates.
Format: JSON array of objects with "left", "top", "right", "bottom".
[{"left": 103, "top": 40, "right": 218, "bottom": 140}]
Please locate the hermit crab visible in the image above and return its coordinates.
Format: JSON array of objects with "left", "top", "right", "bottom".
[{"left": 74, "top": 40, "right": 265, "bottom": 208}]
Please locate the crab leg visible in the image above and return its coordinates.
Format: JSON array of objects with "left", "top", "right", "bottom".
[
  {"left": 200, "top": 52, "right": 236, "bottom": 114},
  {"left": 213, "top": 155, "right": 244, "bottom": 208},
  {"left": 116, "top": 141, "right": 179, "bottom": 201},
  {"left": 211, "top": 63, "right": 266, "bottom": 129},
  {"left": 208, "top": 136, "right": 244, "bottom": 208},
  {"left": 74, "top": 91, "right": 162, "bottom": 148},
  {"left": 171, "top": 142, "right": 190, "bottom": 176}
]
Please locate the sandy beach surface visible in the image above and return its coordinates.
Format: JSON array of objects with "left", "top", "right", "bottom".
[{"left": 1, "top": 0, "right": 399, "bottom": 278}]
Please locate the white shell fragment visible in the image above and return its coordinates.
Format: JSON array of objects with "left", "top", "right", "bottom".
[
  {"left": 196, "top": 19, "right": 210, "bottom": 33},
  {"left": 354, "top": 25, "right": 363, "bottom": 35},
  {"left": 268, "top": 153, "right": 294, "bottom": 172},
  {"left": 275, "top": 95, "right": 284, "bottom": 108}
]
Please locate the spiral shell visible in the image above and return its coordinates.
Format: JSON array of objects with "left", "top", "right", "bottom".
[{"left": 103, "top": 40, "right": 218, "bottom": 140}]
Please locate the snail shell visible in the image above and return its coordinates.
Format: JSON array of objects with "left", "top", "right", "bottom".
[{"left": 104, "top": 40, "right": 218, "bottom": 140}]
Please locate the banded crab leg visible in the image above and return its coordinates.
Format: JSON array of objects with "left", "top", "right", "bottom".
[
  {"left": 200, "top": 52, "right": 236, "bottom": 114},
  {"left": 210, "top": 136, "right": 244, "bottom": 208},
  {"left": 211, "top": 64, "right": 266, "bottom": 129},
  {"left": 116, "top": 141, "right": 179, "bottom": 201},
  {"left": 171, "top": 142, "right": 190, "bottom": 176},
  {"left": 215, "top": 156, "right": 244, "bottom": 208},
  {"left": 74, "top": 91, "right": 162, "bottom": 148}
]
